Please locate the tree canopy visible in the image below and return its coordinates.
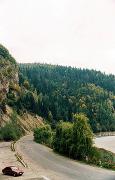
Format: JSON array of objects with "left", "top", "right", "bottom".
[{"left": 18, "top": 63, "right": 115, "bottom": 132}]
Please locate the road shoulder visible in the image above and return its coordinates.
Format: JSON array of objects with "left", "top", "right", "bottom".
[{"left": 0, "top": 140, "right": 50, "bottom": 180}]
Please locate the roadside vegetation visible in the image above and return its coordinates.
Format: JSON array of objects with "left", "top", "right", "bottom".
[
  {"left": 34, "top": 113, "right": 115, "bottom": 170},
  {"left": 34, "top": 124, "right": 52, "bottom": 147},
  {"left": 0, "top": 112, "right": 24, "bottom": 141}
]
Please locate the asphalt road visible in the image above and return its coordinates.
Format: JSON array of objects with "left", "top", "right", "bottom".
[{"left": 17, "top": 135, "right": 115, "bottom": 180}]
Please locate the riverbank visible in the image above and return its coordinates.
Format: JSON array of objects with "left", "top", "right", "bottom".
[
  {"left": 95, "top": 132, "right": 115, "bottom": 137},
  {"left": 95, "top": 136, "right": 115, "bottom": 153}
]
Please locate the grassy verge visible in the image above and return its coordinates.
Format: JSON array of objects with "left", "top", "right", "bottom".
[{"left": 87, "top": 147, "right": 115, "bottom": 170}]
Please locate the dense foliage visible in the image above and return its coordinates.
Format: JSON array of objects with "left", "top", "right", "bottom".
[
  {"left": 0, "top": 112, "right": 23, "bottom": 141},
  {"left": 19, "top": 63, "right": 115, "bottom": 132},
  {"left": 34, "top": 114, "right": 115, "bottom": 169},
  {"left": 0, "top": 44, "right": 16, "bottom": 64},
  {"left": 34, "top": 124, "right": 52, "bottom": 146},
  {"left": 53, "top": 114, "right": 93, "bottom": 160},
  {"left": 34, "top": 113, "right": 93, "bottom": 160}
]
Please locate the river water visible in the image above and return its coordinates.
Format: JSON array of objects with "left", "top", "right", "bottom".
[{"left": 95, "top": 136, "right": 115, "bottom": 153}]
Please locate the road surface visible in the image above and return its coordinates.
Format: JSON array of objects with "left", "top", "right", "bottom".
[
  {"left": 0, "top": 141, "right": 52, "bottom": 180},
  {"left": 17, "top": 135, "right": 115, "bottom": 180},
  {"left": 95, "top": 136, "right": 115, "bottom": 153}
]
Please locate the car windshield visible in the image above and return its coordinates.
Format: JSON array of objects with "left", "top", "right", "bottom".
[{"left": 11, "top": 167, "right": 18, "bottom": 170}]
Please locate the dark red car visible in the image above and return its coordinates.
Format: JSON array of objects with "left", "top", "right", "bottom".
[{"left": 2, "top": 166, "right": 24, "bottom": 177}]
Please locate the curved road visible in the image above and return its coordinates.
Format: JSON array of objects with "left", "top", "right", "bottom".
[{"left": 17, "top": 135, "right": 115, "bottom": 180}]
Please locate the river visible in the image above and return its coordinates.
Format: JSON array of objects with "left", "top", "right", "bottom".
[{"left": 95, "top": 136, "right": 115, "bottom": 153}]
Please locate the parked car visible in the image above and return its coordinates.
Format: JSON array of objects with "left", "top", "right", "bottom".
[{"left": 2, "top": 166, "right": 24, "bottom": 177}]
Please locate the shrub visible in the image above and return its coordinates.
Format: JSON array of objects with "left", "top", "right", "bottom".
[
  {"left": 34, "top": 124, "right": 52, "bottom": 147},
  {"left": 0, "top": 123, "right": 18, "bottom": 141},
  {"left": 99, "top": 148, "right": 115, "bottom": 169},
  {"left": 53, "top": 113, "right": 94, "bottom": 160},
  {"left": 53, "top": 121, "right": 73, "bottom": 156},
  {"left": 0, "top": 112, "right": 23, "bottom": 141},
  {"left": 87, "top": 147, "right": 101, "bottom": 165},
  {"left": 71, "top": 113, "right": 94, "bottom": 160}
]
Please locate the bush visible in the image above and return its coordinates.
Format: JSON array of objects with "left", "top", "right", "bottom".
[
  {"left": 84, "top": 146, "right": 115, "bottom": 170},
  {"left": 71, "top": 114, "right": 94, "bottom": 160},
  {"left": 99, "top": 148, "right": 115, "bottom": 169},
  {"left": 53, "top": 113, "right": 94, "bottom": 160},
  {"left": 53, "top": 121, "right": 73, "bottom": 156},
  {"left": 34, "top": 124, "right": 52, "bottom": 147},
  {"left": 0, "top": 123, "right": 18, "bottom": 141},
  {"left": 0, "top": 112, "right": 23, "bottom": 141},
  {"left": 87, "top": 147, "right": 101, "bottom": 165}
]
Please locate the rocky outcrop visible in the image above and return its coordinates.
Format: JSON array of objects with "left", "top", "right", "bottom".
[
  {"left": 0, "top": 45, "right": 18, "bottom": 113},
  {"left": 0, "top": 105, "right": 43, "bottom": 133},
  {"left": 0, "top": 45, "right": 43, "bottom": 132}
]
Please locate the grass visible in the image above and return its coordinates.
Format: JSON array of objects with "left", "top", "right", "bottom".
[
  {"left": 98, "top": 148, "right": 115, "bottom": 170},
  {"left": 87, "top": 147, "right": 115, "bottom": 170}
]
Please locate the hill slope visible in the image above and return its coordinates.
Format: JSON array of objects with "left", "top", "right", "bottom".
[
  {"left": 1, "top": 44, "right": 115, "bottom": 134},
  {"left": 19, "top": 63, "right": 115, "bottom": 132},
  {"left": 0, "top": 45, "right": 43, "bottom": 136}
]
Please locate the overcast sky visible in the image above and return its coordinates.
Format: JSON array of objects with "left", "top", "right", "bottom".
[{"left": 0, "top": 0, "right": 115, "bottom": 74}]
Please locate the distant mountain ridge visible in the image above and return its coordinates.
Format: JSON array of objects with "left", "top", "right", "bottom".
[{"left": 19, "top": 63, "right": 115, "bottom": 93}]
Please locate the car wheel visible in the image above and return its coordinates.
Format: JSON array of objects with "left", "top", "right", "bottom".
[{"left": 13, "top": 173, "right": 16, "bottom": 177}]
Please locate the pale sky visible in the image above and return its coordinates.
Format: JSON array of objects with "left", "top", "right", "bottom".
[{"left": 0, "top": 0, "right": 115, "bottom": 74}]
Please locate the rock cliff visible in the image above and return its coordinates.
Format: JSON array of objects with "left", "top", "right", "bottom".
[
  {"left": 0, "top": 45, "right": 43, "bottom": 132},
  {"left": 0, "top": 45, "right": 18, "bottom": 112}
]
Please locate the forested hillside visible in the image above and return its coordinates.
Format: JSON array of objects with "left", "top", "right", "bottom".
[{"left": 19, "top": 63, "right": 115, "bottom": 132}]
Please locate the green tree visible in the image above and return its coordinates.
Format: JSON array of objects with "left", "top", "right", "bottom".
[
  {"left": 71, "top": 113, "right": 93, "bottom": 159},
  {"left": 53, "top": 121, "right": 73, "bottom": 156},
  {"left": 53, "top": 113, "right": 93, "bottom": 160},
  {"left": 34, "top": 124, "right": 52, "bottom": 146},
  {"left": 23, "top": 80, "right": 30, "bottom": 89}
]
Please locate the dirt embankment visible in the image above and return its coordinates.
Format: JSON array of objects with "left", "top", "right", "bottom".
[{"left": 0, "top": 105, "right": 43, "bottom": 133}]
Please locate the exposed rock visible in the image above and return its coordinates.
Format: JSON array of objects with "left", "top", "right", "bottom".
[
  {"left": 0, "top": 44, "right": 43, "bottom": 132},
  {"left": 0, "top": 105, "right": 43, "bottom": 133},
  {"left": 0, "top": 45, "right": 18, "bottom": 111}
]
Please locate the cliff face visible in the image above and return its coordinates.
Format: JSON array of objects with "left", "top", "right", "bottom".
[
  {"left": 0, "top": 45, "right": 18, "bottom": 112},
  {"left": 0, "top": 105, "right": 43, "bottom": 132},
  {"left": 0, "top": 45, "right": 43, "bottom": 132}
]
